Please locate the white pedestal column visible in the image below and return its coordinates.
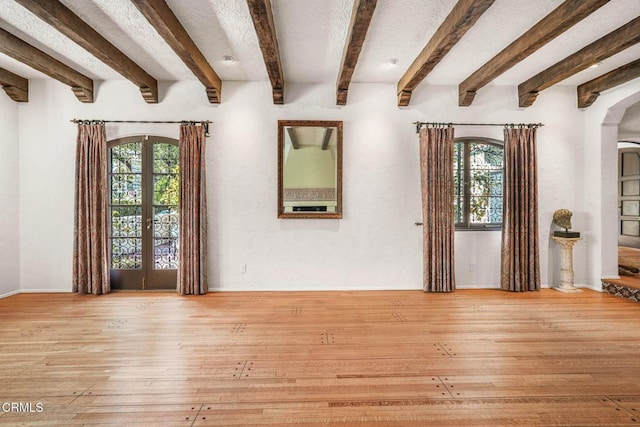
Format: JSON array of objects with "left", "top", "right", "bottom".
[{"left": 552, "top": 236, "right": 583, "bottom": 293}]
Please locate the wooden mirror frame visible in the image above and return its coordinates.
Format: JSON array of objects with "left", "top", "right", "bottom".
[{"left": 278, "top": 120, "right": 343, "bottom": 219}]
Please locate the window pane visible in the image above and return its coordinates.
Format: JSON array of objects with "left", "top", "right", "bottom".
[
  {"left": 622, "top": 180, "right": 640, "bottom": 196},
  {"left": 153, "top": 143, "right": 179, "bottom": 173},
  {"left": 153, "top": 143, "right": 179, "bottom": 270},
  {"left": 111, "top": 174, "right": 142, "bottom": 205},
  {"left": 622, "top": 152, "right": 640, "bottom": 176},
  {"left": 470, "top": 196, "right": 503, "bottom": 224},
  {"left": 111, "top": 238, "right": 142, "bottom": 269},
  {"left": 454, "top": 142, "right": 464, "bottom": 224},
  {"left": 153, "top": 206, "right": 179, "bottom": 269},
  {"left": 470, "top": 170, "right": 503, "bottom": 196},
  {"left": 153, "top": 174, "right": 179, "bottom": 205},
  {"left": 153, "top": 207, "right": 179, "bottom": 239},
  {"left": 111, "top": 206, "right": 141, "bottom": 237},
  {"left": 469, "top": 143, "right": 503, "bottom": 225},
  {"left": 153, "top": 143, "right": 179, "bottom": 206},
  {"left": 469, "top": 143, "right": 503, "bottom": 169},
  {"left": 110, "top": 142, "right": 143, "bottom": 271},
  {"left": 154, "top": 239, "right": 179, "bottom": 270},
  {"left": 622, "top": 220, "right": 640, "bottom": 236},
  {"left": 622, "top": 200, "right": 640, "bottom": 216},
  {"left": 456, "top": 140, "right": 504, "bottom": 228},
  {"left": 111, "top": 142, "right": 142, "bottom": 173}
]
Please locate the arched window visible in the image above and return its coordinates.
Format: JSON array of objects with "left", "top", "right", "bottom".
[
  {"left": 454, "top": 137, "right": 503, "bottom": 230},
  {"left": 108, "top": 135, "right": 179, "bottom": 290}
]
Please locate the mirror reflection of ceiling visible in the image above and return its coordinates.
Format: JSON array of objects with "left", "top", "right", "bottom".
[
  {"left": 283, "top": 126, "right": 337, "bottom": 193},
  {"left": 286, "top": 126, "right": 337, "bottom": 147}
]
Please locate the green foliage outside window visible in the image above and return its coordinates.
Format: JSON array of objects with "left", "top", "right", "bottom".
[{"left": 153, "top": 143, "right": 180, "bottom": 207}]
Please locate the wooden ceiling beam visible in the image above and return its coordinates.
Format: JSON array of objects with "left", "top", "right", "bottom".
[
  {"left": 15, "top": 0, "right": 158, "bottom": 103},
  {"left": 458, "top": 0, "right": 609, "bottom": 106},
  {"left": 287, "top": 127, "right": 299, "bottom": 149},
  {"left": 0, "top": 67, "right": 28, "bottom": 102},
  {"left": 396, "top": 0, "right": 495, "bottom": 107},
  {"left": 321, "top": 128, "right": 334, "bottom": 150},
  {"left": 247, "top": 0, "right": 284, "bottom": 104},
  {"left": 336, "top": 0, "right": 377, "bottom": 106},
  {"left": 0, "top": 28, "right": 93, "bottom": 102},
  {"left": 578, "top": 59, "right": 640, "bottom": 108},
  {"left": 132, "top": 0, "right": 222, "bottom": 103},
  {"left": 518, "top": 16, "right": 640, "bottom": 108}
]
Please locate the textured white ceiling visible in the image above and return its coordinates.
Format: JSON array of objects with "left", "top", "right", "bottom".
[
  {"left": 0, "top": 0, "right": 638, "bottom": 93},
  {"left": 493, "top": 0, "right": 640, "bottom": 86},
  {"left": 61, "top": 0, "right": 193, "bottom": 81},
  {"left": 354, "top": 0, "right": 458, "bottom": 83},
  {"left": 165, "top": 0, "right": 265, "bottom": 81},
  {"left": 0, "top": 0, "right": 120, "bottom": 79},
  {"left": 272, "top": 0, "right": 352, "bottom": 83}
]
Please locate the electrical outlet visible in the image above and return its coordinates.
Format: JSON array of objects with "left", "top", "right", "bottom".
[
  {"left": 469, "top": 262, "right": 476, "bottom": 272},
  {"left": 241, "top": 264, "right": 247, "bottom": 273}
]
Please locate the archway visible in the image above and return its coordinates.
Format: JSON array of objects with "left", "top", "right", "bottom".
[{"left": 592, "top": 87, "right": 640, "bottom": 286}]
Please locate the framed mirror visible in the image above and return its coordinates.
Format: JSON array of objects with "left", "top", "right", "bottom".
[{"left": 278, "top": 120, "right": 343, "bottom": 218}]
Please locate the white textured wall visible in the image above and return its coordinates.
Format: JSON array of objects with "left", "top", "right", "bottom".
[
  {"left": 0, "top": 92, "right": 20, "bottom": 297},
  {"left": 16, "top": 79, "right": 590, "bottom": 292}
]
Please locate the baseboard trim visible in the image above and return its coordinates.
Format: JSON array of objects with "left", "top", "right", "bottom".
[
  {"left": 579, "top": 283, "right": 603, "bottom": 292},
  {"left": 2, "top": 284, "right": 603, "bottom": 298},
  {"left": 209, "top": 285, "right": 422, "bottom": 292},
  {"left": 456, "top": 284, "right": 500, "bottom": 290},
  {"left": 0, "top": 290, "right": 20, "bottom": 299},
  {"left": 542, "top": 283, "right": 601, "bottom": 292},
  {"left": 0, "top": 289, "right": 72, "bottom": 299},
  {"left": 19, "top": 289, "right": 72, "bottom": 293},
  {"left": 0, "top": 289, "right": 84, "bottom": 299},
  {"left": 210, "top": 285, "right": 565, "bottom": 292}
]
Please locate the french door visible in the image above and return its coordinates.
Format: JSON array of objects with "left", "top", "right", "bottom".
[
  {"left": 619, "top": 147, "right": 640, "bottom": 248},
  {"left": 108, "top": 135, "right": 179, "bottom": 290}
]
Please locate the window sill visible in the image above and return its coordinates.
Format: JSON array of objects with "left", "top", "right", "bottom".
[{"left": 455, "top": 226, "right": 502, "bottom": 232}]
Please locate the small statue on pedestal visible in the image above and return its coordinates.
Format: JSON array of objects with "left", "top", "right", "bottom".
[{"left": 552, "top": 209, "right": 580, "bottom": 238}]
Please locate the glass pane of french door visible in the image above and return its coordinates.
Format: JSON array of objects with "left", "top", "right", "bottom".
[
  {"left": 619, "top": 148, "right": 640, "bottom": 248},
  {"left": 109, "top": 136, "right": 179, "bottom": 290}
]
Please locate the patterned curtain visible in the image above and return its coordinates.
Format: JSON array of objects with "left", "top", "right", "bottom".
[
  {"left": 73, "top": 123, "right": 109, "bottom": 295},
  {"left": 501, "top": 126, "right": 540, "bottom": 292},
  {"left": 419, "top": 126, "right": 456, "bottom": 292},
  {"left": 178, "top": 123, "right": 208, "bottom": 295}
]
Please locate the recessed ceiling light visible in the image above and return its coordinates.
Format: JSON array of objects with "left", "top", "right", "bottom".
[
  {"left": 384, "top": 58, "right": 399, "bottom": 69},
  {"left": 222, "top": 55, "right": 235, "bottom": 63},
  {"left": 588, "top": 62, "right": 601, "bottom": 69}
]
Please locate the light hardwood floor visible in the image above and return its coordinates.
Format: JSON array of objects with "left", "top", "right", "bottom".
[{"left": 1, "top": 289, "right": 640, "bottom": 426}]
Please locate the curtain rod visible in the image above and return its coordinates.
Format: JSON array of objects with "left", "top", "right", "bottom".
[
  {"left": 414, "top": 121, "right": 544, "bottom": 133},
  {"left": 70, "top": 119, "right": 211, "bottom": 124},
  {"left": 70, "top": 119, "right": 212, "bottom": 136}
]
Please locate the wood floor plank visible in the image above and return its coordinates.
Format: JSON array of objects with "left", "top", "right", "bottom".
[{"left": 1, "top": 289, "right": 640, "bottom": 425}]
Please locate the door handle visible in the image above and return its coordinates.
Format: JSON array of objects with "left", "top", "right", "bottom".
[
  {"left": 146, "top": 218, "right": 152, "bottom": 230},
  {"left": 415, "top": 222, "right": 423, "bottom": 226}
]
